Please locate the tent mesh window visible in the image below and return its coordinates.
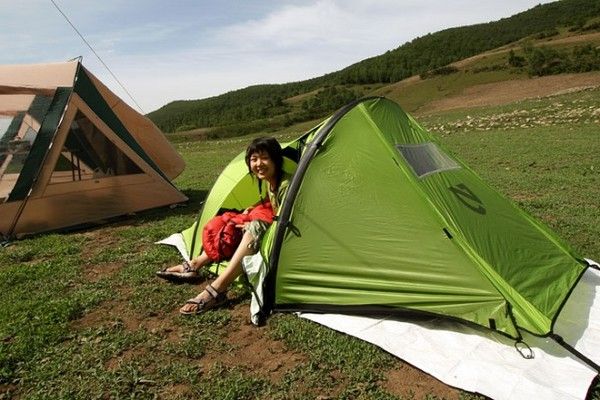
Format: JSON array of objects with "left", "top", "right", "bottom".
[
  {"left": 397, "top": 142, "right": 460, "bottom": 178},
  {"left": 0, "top": 94, "right": 53, "bottom": 202},
  {"left": 50, "top": 110, "right": 142, "bottom": 183}
]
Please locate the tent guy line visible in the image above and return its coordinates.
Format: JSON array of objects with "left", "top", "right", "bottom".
[{"left": 49, "top": 0, "right": 144, "bottom": 114}]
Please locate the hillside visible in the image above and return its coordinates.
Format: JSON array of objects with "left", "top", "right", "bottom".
[
  {"left": 380, "top": 32, "right": 600, "bottom": 115},
  {"left": 148, "top": 0, "right": 600, "bottom": 137}
]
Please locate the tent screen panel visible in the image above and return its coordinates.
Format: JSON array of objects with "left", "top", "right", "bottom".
[
  {"left": 397, "top": 142, "right": 460, "bottom": 178},
  {"left": 50, "top": 111, "right": 142, "bottom": 183},
  {"left": 0, "top": 94, "right": 53, "bottom": 202}
]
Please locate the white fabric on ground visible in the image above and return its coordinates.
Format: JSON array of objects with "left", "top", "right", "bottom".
[
  {"left": 156, "top": 233, "right": 190, "bottom": 261},
  {"left": 555, "top": 259, "right": 600, "bottom": 360},
  {"left": 242, "top": 252, "right": 269, "bottom": 325},
  {"left": 300, "top": 267, "right": 600, "bottom": 400}
]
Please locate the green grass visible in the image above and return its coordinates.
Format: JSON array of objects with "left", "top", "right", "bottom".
[{"left": 1, "top": 88, "right": 599, "bottom": 399}]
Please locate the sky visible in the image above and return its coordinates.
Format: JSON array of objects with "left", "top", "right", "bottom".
[{"left": 0, "top": 0, "right": 554, "bottom": 113}]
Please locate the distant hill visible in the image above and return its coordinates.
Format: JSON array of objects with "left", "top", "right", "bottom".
[{"left": 148, "top": 0, "right": 600, "bottom": 136}]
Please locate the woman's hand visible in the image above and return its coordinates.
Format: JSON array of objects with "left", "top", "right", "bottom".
[{"left": 242, "top": 206, "right": 254, "bottom": 215}]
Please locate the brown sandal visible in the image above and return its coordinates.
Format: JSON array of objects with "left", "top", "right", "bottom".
[
  {"left": 180, "top": 284, "right": 227, "bottom": 315},
  {"left": 156, "top": 260, "right": 201, "bottom": 283}
]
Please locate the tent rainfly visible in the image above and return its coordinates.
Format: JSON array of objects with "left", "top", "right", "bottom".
[
  {"left": 0, "top": 60, "right": 187, "bottom": 238},
  {"left": 178, "top": 97, "right": 598, "bottom": 362}
]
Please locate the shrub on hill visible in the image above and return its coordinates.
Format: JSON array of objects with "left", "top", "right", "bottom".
[
  {"left": 300, "top": 86, "right": 363, "bottom": 118},
  {"left": 508, "top": 50, "right": 527, "bottom": 68},
  {"left": 420, "top": 66, "right": 459, "bottom": 79},
  {"left": 534, "top": 29, "right": 560, "bottom": 39},
  {"left": 581, "top": 20, "right": 600, "bottom": 31},
  {"left": 524, "top": 44, "right": 600, "bottom": 76}
]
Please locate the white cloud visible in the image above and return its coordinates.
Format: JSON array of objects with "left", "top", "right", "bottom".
[{"left": 216, "top": 1, "right": 356, "bottom": 50}]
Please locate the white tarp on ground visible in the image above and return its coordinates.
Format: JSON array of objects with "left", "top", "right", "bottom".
[
  {"left": 157, "top": 233, "right": 190, "bottom": 261},
  {"left": 301, "top": 264, "right": 600, "bottom": 400}
]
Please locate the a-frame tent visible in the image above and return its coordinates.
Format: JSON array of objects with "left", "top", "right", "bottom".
[
  {"left": 180, "top": 97, "right": 593, "bottom": 343},
  {"left": 0, "top": 60, "right": 187, "bottom": 238}
]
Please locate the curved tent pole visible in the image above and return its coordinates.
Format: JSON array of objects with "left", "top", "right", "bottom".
[
  {"left": 188, "top": 201, "right": 205, "bottom": 259},
  {"left": 262, "top": 96, "right": 382, "bottom": 314}
]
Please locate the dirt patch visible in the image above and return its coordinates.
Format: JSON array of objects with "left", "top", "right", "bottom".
[
  {"left": 82, "top": 261, "right": 123, "bottom": 282},
  {"left": 70, "top": 295, "right": 468, "bottom": 397},
  {"left": 0, "top": 383, "right": 19, "bottom": 400},
  {"left": 72, "top": 296, "right": 180, "bottom": 345},
  {"left": 79, "top": 228, "right": 127, "bottom": 260},
  {"left": 105, "top": 347, "right": 148, "bottom": 371},
  {"left": 120, "top": 311, "right": 181, "bottom": 342},
  {"left": 419, "top": 72, "right": 600, "bottom": 115},
  {"left": 159, "top": 383, "right": 193, "bottom": 399},
  {"left": 383, "top": 364, "right": 461, "bottom": 400},
  {"left": 201, "top": 304, "right": 308, "bottom": 383},
  {"left": 71, "top": 299, "right": 121, "bottom": 330}
]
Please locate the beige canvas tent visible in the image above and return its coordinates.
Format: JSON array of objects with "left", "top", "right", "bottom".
[{"left": 0, "top": 60, "right": 187, "bottom": 238}]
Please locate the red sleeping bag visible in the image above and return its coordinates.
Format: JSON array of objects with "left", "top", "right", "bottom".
[{"left": 202, "top": 201, "right": 274, "bottom": 261}]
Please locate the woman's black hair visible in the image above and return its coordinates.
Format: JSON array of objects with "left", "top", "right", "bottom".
[{"left": 245, "top": 137, "right": 284, "bottom": 191}]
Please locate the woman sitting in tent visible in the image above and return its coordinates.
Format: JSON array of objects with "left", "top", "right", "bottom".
[{"left": 157, "top": 137, "right": 290, "bottom": 315}]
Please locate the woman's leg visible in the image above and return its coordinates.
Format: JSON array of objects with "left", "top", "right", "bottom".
[{"left": 179, "top": 231, "right": 256, "bottom": 313}]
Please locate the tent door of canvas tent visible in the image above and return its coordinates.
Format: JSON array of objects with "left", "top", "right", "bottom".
[
  {"left": 1, "top": 87, "right": 72, "bottom": 238},
  {"left": 33, "top": 94, "right": 150, "bottom": 194}
]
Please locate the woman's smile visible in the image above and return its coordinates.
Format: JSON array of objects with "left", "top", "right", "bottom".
[{"left": 249, "top": 151, "right": 276, "bottom": 183}]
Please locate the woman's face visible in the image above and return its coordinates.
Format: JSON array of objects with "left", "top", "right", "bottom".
[{"left": 249, "top": 150, "right": 276, "bottom": 182}]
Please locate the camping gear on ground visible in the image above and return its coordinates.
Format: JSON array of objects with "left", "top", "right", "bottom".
[
  {"left": 0, "top": 60, "right": 187, "bottom": 238},
  {"left": 161, "top": 96, "right": 598, "bottom": 372}
]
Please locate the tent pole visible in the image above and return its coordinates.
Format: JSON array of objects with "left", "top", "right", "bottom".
[
  {"left": 550, "top": 333, "right": 600, "bottom": 373},
  {"left": 5, "top": 188, "right": 32, "bottom": 239},
  {"left": 188, "top": 201, "right": 205, "bottom": 260},
  {"left": 264, "top": 96, "right": 383, "bottom": 314},
  {"left": 6, "top": 88, "right": 72, "bottom": 238}
]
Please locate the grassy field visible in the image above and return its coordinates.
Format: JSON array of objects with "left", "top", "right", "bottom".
[{"left": 1, "top": 88, "right": 599, "bottom": 399}]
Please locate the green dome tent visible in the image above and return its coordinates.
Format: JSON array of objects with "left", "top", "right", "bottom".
[{"left": 180, "top": 97, "right": 592, "bottom": 342}]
